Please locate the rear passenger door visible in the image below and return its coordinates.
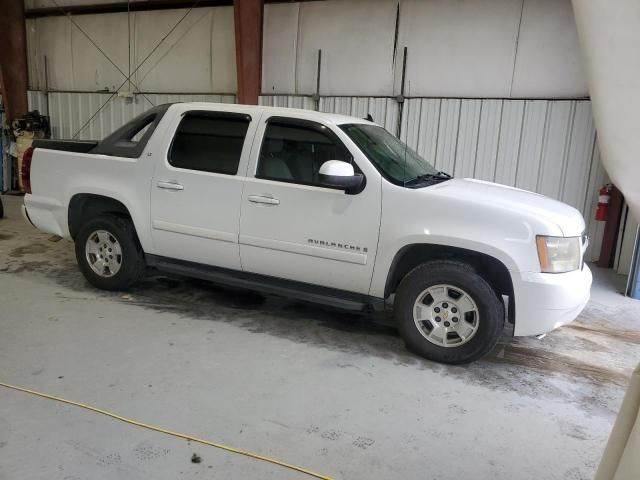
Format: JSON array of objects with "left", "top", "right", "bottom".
[{"left": 150, "top": 107, "right": 258, "bottom": 269}]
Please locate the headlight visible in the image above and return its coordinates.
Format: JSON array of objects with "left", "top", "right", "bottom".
[{"left": 536, "top": 236, "right": 581, "bottom": 273}]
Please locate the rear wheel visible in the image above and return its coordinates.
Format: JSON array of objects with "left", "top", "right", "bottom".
[
  {"left": 395, "top": 260, "right": 504, "bottom": 364},
  {"left": 75, "top": 215, "right": 146, "bottom": 290}
]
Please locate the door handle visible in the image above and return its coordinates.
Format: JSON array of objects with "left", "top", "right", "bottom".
[
  {"left": 157, "top": 181, "right": 184, "bottom": 191},
  {"left": 248, "top": 195, "right": 280, "bottom": 205}
]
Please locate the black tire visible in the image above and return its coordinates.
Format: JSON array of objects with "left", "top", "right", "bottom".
[
  {"left": 395, "top": 260, "right": 504, "bottom": 364},
  {"left": 74, "top": 215, "right": 146, "bottom": 290},
  {"left": 0, "top": 197, "right": 4, "bottom": 219}
]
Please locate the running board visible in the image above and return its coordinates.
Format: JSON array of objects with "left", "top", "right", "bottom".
[{"left": 146, "top": 255, "right": 384, "bottom": 312}]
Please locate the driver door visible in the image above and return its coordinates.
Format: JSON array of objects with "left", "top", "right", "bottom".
[{"left": 239, "top": 116, "right": 382, "bottom": 295}]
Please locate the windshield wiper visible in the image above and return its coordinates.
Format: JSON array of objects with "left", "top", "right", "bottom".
[{"left": 404, "top": 172, "right": 453, "bottom": 186}]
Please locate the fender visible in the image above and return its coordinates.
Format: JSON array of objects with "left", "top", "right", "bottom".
[
  {"left": 370, "top": 234, "right": 520, "bottom": 299},
  {"left": 66, "top": 185, "right": 153, "bottom": 253}
]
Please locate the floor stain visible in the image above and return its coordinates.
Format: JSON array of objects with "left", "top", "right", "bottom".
[
  {"left": 9, "top": 243, "right": 49, "bottom": 257},
  {"left": 566, "top": 323, "right": 640, "bottom": 345},
  {"left": 487, "top": 344, "right": 631, "bottom": 387}
]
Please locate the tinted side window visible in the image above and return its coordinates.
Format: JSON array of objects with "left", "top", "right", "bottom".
[
  {"left": 169, "top": 113, "right": 250, "bottom": 175},
  {"left": 257, "top": 121, "right": 352, "bottom": 185}
]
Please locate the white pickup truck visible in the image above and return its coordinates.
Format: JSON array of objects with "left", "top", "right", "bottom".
[{"left": 21, "top": 103, "right": 592, "bottom": 364}]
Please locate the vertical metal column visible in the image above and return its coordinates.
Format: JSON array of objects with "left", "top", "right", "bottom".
[
  {"left": 625, "top": 226, "right": 640, "bottom": 299},
  {"left": 234, "top": 0, "right": 264, "bottom": 105},
  {"left": 0, "top": 0, "right": 29, "bottom": 123}
]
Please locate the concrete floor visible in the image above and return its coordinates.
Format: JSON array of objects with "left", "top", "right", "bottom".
[{"left": 1, "top": 194, "right": 639, "bottom": 480}]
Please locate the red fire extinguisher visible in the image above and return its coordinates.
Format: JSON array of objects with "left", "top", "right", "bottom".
[{"left": 595, "top": 184, "right": 612, "bottom": 221}]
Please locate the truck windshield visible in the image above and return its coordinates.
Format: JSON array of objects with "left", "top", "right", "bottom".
[{"left": 340, "top": 123, "right": 451, "bottom": 187}]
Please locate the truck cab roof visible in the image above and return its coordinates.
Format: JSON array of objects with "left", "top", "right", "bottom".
[{"left": 166, "top": 102, "right": 375, "bottom": 127}]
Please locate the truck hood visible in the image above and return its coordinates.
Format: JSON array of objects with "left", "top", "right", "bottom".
[{"left": 429, "top": 178, "right": 586, "bottom": 236}]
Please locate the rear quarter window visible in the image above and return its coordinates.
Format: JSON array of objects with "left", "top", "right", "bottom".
[{"left": 168, "top": 112, "right": 251, "bottom": 175}]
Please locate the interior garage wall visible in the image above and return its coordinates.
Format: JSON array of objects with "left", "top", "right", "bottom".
[
  {"left": 25, "top": 6, "right": 237, "bottom": 94},
  {"left": 262, "top": 0, "right": 588, "bottom": 98},
  {"left": 27, "top": 90, "right": 235, "bottom": 139}
]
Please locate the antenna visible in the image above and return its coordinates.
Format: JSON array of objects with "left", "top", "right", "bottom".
[
  {"left": 397, "top": 46, "right": 409, "bottom": 186},
  {"left": 402, "top": 80, "right": 410, "bottom": 186}
]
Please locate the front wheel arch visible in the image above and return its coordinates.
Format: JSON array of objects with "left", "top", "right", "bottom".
[{"left": 384, "top": 243, "right": 515, "bottom": 324}]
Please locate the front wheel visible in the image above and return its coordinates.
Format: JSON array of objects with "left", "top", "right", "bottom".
[
  {"left": 75, "top": 215, "right": 146, "bottom": 291},
  {"left": 395, "top": 260, "right": 504, "bottom": 364}
]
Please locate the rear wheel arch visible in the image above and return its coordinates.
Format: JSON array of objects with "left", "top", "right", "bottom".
[
  {"left": 68, "top": 194, "right": 136, "bottom": 240},
  {"left": 385, "top": 243, "right": 515, "bottom": 323}
]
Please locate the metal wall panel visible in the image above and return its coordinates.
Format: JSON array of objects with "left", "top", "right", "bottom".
[
  {"left": 615, "top": 209, "right": 638, "bottom": 275},
  {"left": 262, "top": 0, "right": 587, "bottom": 98},
  {"left": 320, "top": 97, "right": 399, "bottom": 133},
  {"left": 28, "top": 91, "right": 235, "bottom": 140},
  {"left": 473, "top": 100, "right": 502, "bottom": 181},
  {"left": 258, "top": 95, "right": 316, "bottom": 110},
  {"left": 433, "top": 99, "right": 461, "bottom": 175}
]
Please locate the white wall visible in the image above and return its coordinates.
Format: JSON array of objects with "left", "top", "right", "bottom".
[
  {"left": 27, "top": 0, "right": 587, "bottom": 98},
  {"left": 262, "top": 0, "right": 588, "bottom": 98},
  {"left": 512, "top": 0, "right": 588, "bottom": 97},
  {"left": 397, "top": 0, "right": 522, "bottom": 97},
  {"left": 26, "top": 6, "right": 236, "bottom": 93}
]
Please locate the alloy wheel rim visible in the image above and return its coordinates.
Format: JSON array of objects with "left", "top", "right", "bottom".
[
  {"left": 85, "top": 230, "right": 123, "bottom": 278},
  {"left": 412, "top": 284, "right": 480, "bottom": 348}
]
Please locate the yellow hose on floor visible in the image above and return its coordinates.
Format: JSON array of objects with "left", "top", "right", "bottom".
[{"left": 0, "top": 381, "right": 333, "bottom": 480}]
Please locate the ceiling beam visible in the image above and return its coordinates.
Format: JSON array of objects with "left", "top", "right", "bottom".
[{"left": 25, "top": 0, "right": 322, "bottom": 19}]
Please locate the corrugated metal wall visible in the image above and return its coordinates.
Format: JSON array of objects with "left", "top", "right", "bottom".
[
  {"left": 261, "top": 94, "right": 607, "bottom": 261},
  {"left": 28, "top": 91, "right": 235, "bottom": 140}
]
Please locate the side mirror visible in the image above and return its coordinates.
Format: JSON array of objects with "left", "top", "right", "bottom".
[{"left": 319, "top": 160, "right": 364, "bottom": 193}]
